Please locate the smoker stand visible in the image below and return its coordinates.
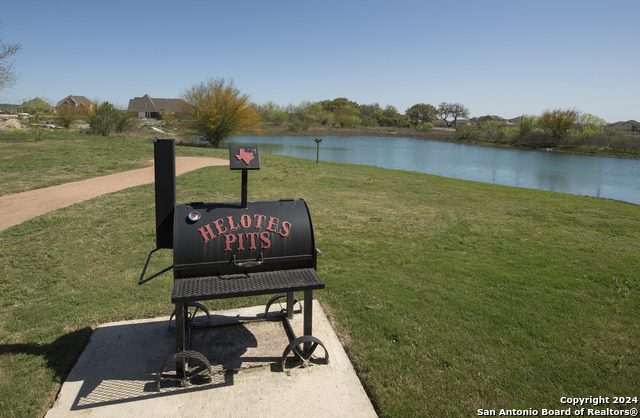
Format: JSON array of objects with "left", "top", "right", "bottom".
[{"left": 157, "top": 268, "right": 327, "bottom": 389}]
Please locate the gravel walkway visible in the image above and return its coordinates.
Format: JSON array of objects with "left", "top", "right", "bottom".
[{"left": 0, "top": 157, "right": 227, "bottom": 232}]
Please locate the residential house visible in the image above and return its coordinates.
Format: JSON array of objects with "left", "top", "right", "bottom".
[
  {"left": 607, "top": 120, "right": 640, "bottom": 133},
  {"left": 18, "top": 98, "right": 53, "bottom": 118},
  {"left": 127, "top": 94, "right": 186, "bottom": 119},
  {"left": 56, "top": 95, "right": 94, "bottom": 114}
]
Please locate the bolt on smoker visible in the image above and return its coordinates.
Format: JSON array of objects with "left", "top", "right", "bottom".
[{"left": 140, "top": 139, "right": 328, "bottom": 389}]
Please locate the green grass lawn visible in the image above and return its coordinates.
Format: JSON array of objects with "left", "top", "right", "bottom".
[
  {"left": 0, "top": 132, "right": 639, "bottom": 416},
  {"left": 0, "top": 130, "right": 213, "bottom": 196}
]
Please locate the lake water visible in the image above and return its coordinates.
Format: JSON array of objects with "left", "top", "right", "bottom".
[{"left": 224, "top": 135, "right": 640, "bottom": 206}]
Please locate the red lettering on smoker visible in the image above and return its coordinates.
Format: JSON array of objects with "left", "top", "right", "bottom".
[
  {"left": 196, "top": 212, "right": 293, "bottom": 251},
  {"left": 278, "top": 221, "right": 291, "bottom": 237},
  {"left": 253, "top": 214, "right": 266, "bottom": 229},
  {"left": 213, "top": 218, "right": 227, "bottom": 235},
  {"left": 260, "top": 231, "right": 271, "bottom": 249},
  {"left": 224, "top": 234, "right": 236, "bottom": 251},
  {"left": 198, "top": 224, "right": 216, "bottom": 243},
  {"left": 227, "top": 216, "right": 239, "bottom": 231},
  {"left": 266, "top": 216, "right": 279, "bottom": 233},
  {"left": 245, "top": 232, "right": 259, "bottom": 250}
]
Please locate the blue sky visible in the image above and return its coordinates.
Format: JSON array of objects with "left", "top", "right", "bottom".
[{"left": 2, "top": 0, "right": 638, "bottom": 122}]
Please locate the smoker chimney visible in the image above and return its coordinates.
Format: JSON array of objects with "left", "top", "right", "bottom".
[{"left": 153, "top": 138, "right": 176, "bottom": 249}]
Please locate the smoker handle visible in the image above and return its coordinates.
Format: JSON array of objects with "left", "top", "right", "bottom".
[
  {"left": 232, "top": 252, "right": 264, "bottom": 268},
  {"left": 138, "top": 248, "right": 173, "bottom": 285}
]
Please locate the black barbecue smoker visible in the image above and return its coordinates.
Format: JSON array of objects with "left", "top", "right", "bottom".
[{"left": 139, "top": 138, "right": 328, "bottom": 389}]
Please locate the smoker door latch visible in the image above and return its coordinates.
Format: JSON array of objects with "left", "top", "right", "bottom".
[{"left": 231, "top": 252, "right": 264, "bottom": 268}]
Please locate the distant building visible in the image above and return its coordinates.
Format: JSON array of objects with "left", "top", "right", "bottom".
[
  {"left": 56, "top": 95, "right": 94, "bottom": 113},
  {"left": 18, "top": 98, "right": 53, "bottom": 116},
  {"left": 22, "top": 97, "right": 52, "bottom": 108},
  {"left": 607, "top": 120, "right": 640, "bottom": 133},
  {"left": 127, "top": 94, "right": 186, "bottom": 119},
  {"left": 476, "top": 115, "right": 515, "bottom": 126}
]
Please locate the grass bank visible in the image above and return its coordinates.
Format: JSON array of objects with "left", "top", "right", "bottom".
[
  {"left": 0, "top": 130, "right": 216, "bottom": 196},
  {"left": 0, "top": 134, "right": 639, "bottom": 416}
]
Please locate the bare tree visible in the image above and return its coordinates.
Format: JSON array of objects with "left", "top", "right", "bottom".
[{"left": 0, "top": 26, "right": 22, "bottom": 92}]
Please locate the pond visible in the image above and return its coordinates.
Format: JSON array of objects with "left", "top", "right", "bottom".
[{"left": 223, "top": 135, "right": 640, "bottom": 206}]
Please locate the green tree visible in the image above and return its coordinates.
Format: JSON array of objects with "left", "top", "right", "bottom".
[
  {"left": 537, "top": 109, "right": 577, "bottom": 144},
  {"left": 334, "top": 107, "right": 361, "bottom": 128},
  {"left": 517, "top": 115, "right": 537, "bottom": 137},
  {"left": 405, "top": 103, "right": 437, "bottom": 126},
  {"left": 181, "top": 78, "right": 261, "bottom": 147},
  {"left": 437, "top": 102, "right": 469, "bottom": 127},
  {"left": 376, "top": 105, "right": 410, "bottom": 127},
  {"left": 88, "top": 101, "right": 120, "bottom": 136},
  {"left": 25, "top": 98, "right": 53, "bottom": 140},
  {"left": 320, "top": 97, "right": 359, "bottom": 113},
  {"left": 256, "top": 101, "right": 289, "bottom": 126},
  {"left": 359, "top": 103, "right": 381, "bottom": 126},
  {"left": 0, "top": 27, "right": 21, "bottom": 92},
  {"left": 575, "top": 113, "right": 606, "bottom": 138}
]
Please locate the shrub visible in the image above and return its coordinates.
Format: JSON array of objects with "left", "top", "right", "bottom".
[
  {"left": 416, "top": 122, "right": 434, "bottom": 132},
  {"left": 88, "top": 101, "right": 120, "bottom": 136},
  {"left": 456, "top": 125, "right": 476, "bottom": 140},
  {"left": 56, "top": 106, "right": 81, "bottom": 128},
  {"left": 537, "top": 109, "right": 577, "bottom": 145},
  {"left": 114, "top": 110, "right": 136, "bottom": 133}
]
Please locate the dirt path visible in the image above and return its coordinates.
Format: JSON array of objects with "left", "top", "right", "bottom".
[{"left": 0, "top": 157, "right": 228, "bottom": 232}]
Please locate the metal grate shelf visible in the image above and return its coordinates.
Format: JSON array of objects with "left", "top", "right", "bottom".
[{"left": 172, "top": 268, "right": 324, "bottom": 303}]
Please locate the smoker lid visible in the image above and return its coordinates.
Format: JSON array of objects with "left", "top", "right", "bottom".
[{"left": 172, "top": 199, "right": 316, "bottom": 278}]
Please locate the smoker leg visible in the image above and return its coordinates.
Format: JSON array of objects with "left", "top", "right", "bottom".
[
  {"left": 157, "top": 302, "right": 213, "bottom": 390},
  {"left": 287, "top": 291, "right": 295, "bottom": 319},
  {"left": 169, "top": 302, "right": 211, "bottom": 327},
  {"left": 265, "top": 293, "right": 300, "bottom": 319},
  {"left": 303, "top": 290, "right": 313, "bottom": 335},
  {"left": 280, "top": 290, "right": 329, "bottom": 371},
  {"left": 303, "top": 290, "right": 313, "bottom": 349},
  {"left": 175, "top": 303, "right": 188, "bottom": 375}
]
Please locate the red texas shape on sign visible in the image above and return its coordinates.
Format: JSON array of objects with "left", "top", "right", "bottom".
[{"left": 235, "top": 148, "right": 255, "bottom": 165}]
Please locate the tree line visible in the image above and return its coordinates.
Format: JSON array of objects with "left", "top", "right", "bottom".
[
  {"left": 9, "top": 76, "right": 638, "bottom": 154},
  {"left": 253, "top": 98, "right": 470, "bottom": 132},
  {"left": 457, "top": 110, "right": 639, "bottom": 152}
]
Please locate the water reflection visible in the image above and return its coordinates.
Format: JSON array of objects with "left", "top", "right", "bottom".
[{"left": 224, "top": 135, "right": 640, "bottom": 205}]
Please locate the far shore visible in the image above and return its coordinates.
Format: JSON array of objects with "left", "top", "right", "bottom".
[
  {"left": 256, "top": 125, "right": 640, "bottom": 159},
  {"left": 260, "top": 124, "right": 459, "bottom": 141}
]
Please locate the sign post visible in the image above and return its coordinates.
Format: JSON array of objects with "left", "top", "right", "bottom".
[{"left": 314, "top": 138, "right": 322, "bottom": 165}]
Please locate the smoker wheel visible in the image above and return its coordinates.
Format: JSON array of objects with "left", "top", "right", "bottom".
[
  {"left": 265, "top": 293, "right": 301, "bottom": 319},
  {"left": 168, "top": 302, "right": 211, "bottom": 328},
  {"left": 157, "top": 350, "right": 213, "bottom": 390},
  {"left": 281, "top": 335, "right": 329, "bottom": 373}
]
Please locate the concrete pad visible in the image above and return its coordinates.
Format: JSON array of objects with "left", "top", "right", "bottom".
[{"left": 46, "top": 301, "right": 377, "bottom": 417}]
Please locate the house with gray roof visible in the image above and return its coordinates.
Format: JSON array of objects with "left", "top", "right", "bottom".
[{"left": 127, "top": 94, "right": 186, "bottom": 119}]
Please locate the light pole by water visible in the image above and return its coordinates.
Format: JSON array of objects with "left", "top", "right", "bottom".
[{"left": 314, "top": 138, "right": 322, "bottom": 164}]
